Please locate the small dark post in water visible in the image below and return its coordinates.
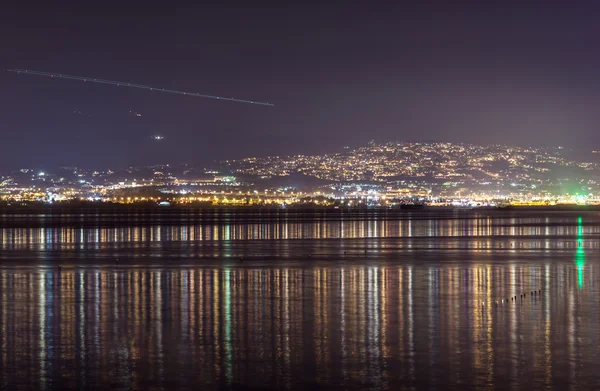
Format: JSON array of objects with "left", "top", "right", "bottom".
[{"left": 115, "top": 258, "right": 119, "bottom": 265}]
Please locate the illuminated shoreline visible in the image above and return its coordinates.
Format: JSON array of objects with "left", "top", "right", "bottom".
[{"left": 1, "top": 200, "right": 600, "bottom": 213}]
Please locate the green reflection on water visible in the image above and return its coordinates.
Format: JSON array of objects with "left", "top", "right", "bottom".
[{"left": 576, "top": 216, "right": 585, "bottom": 289}]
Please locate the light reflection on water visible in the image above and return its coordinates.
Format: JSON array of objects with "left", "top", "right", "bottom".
[
  {"left": 0, "top": 259, "right": 599, "bottom": 390},
  {"left": 1, "top": 212, "right": 600, "bottom": 256},
  {"left": 0, "top": 212, "right": 600, "bottom": 389}
]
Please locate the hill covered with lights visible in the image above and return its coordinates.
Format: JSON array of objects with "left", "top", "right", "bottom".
[{"left": 219, "top": 141, "right": 600, "bottom": 197}]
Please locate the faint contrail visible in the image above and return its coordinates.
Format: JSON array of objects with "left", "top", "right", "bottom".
[{"left": 7, "top": 68, "right": 274, "bottom": 107}]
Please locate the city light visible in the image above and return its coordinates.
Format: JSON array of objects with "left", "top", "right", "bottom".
[{"left": 2, "top": 141, "right": 600, "bottom": 207}]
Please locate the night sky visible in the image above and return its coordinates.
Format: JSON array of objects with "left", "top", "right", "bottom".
[{"left": 2, "top": 1, "right": 600, "bottom": 169}]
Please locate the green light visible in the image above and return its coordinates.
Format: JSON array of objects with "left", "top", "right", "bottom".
[{"left": 575, "top": 216, "right": 585, "bottom": 289}]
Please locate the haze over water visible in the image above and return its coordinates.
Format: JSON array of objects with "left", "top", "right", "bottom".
[{"left": 0, "top": 210, "right": 599, "bottom": 390}]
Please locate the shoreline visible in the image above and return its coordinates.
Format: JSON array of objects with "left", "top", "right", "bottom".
[{"left": 0, "top": 202, "right": 599, "bottom": 214}]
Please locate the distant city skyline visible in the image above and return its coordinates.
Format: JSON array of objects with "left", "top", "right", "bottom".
[{"left": 3, "top": 140, "right": 600, "bottom": 207}]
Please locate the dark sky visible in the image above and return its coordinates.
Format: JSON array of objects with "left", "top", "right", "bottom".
[{"left": 2, "top": 1, "right": 600, "bottom": 169}]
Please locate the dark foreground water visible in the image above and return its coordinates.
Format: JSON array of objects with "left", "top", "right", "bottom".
[{"left": 0, "top": 209, "right": 599, "bottom": 390}]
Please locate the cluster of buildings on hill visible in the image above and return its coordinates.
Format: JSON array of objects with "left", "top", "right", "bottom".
[{"left": 2, "top": 142, "right": 600, "bottom": 207}]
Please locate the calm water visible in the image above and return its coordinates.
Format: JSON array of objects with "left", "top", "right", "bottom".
[{"left": 0, "top": 209, "right": 599, "bottom": 390}]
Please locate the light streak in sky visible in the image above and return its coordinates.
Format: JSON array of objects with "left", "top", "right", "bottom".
[{"left": 7, "top": 68, "right": 274, "bottom": 107}]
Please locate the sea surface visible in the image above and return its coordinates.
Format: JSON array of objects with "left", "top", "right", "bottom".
[{"left": 0, "top": 209, "right": 599, "bottom": 390}]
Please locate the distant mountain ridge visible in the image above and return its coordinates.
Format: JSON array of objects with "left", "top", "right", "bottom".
[{"left": 217, "top": 141, "right": 600, "bottom": 194}]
